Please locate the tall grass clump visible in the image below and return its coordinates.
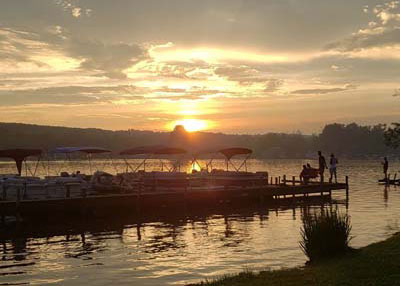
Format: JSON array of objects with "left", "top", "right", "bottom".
[{"left": 300, "top": 209, "right": 352, "bottom": 262}]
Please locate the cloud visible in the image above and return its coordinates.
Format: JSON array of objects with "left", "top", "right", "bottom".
[
  {"left": 326, "top": 1, "right": 400, "bottom": 53},
  {"left": 214, "top": 65, "right": 284, "bottom": 92},
  {"left": 264, "top": 79, "right": 284, "bottom": 92},
  {"left": 291, "top": 84, "right": 357, "bottom": 95},
  {"left": 65, "top": 38, "right": 147, "bottom": 79},
  {"left": 0, "top": 25, "right": 148, "bottom": 79},
  {"left": 54, "top": 0, "right": 92, "bottom": 18},
  {"left": 0, "top": 85, "right": 145, "bottom": 106},
  {"left": 151, "top": 86, "right": 228, "bottom": 100}
]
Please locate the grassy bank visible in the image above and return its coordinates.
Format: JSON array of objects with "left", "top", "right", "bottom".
[{"left": 193, "top": 232, "right": 400, "bottom": 286}]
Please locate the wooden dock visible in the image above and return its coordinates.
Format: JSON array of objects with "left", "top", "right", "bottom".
[{"left": 0, "top": 175, "right": 349, "bottom": 219}]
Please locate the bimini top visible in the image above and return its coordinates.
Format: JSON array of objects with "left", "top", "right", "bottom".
[
  {"left": 54, "top": 147, "right": 111, "bottom": 154},
  {"left": 120, "top": 145, "right": 187, "bottom": 156},
  {"left": 0, "top": 148, "right": 42, "bottom": 175},
  {"left": 218, "top": 147, "right": 252, "bottom": 160}
]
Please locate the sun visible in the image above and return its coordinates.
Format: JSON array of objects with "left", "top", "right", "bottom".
[{"left": 170, "top": 119, "right": 209, "bottom": 132}]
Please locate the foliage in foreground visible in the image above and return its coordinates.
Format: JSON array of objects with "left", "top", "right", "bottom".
[
  {"left": 300, "top": 209, "right": 352, "bottom": 262},
  {"left": 193, "top": 232, "right": 400, "bottom": 286}
]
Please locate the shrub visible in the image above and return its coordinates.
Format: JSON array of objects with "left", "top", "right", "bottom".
[{"left": 300, "top": 209, "right": 352, "bottom": 262}]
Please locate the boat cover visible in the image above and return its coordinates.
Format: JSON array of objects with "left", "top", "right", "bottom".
[
  {"left": 0, "top": 148, "right": 42, "bottom": 175},
  {"left": 54, "top": 147, "right": 111, "bottom": 154},
  {"left": 218, "top": 147, "right": 252, "bottom": 159},
  {"left": 120, "top": 145, "right": 186, "bottom": 155}
]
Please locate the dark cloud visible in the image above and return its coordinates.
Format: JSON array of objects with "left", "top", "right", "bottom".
[
  {"left": 0, "top": 26, "right": 148, "bottom": 79},
  {"left": 151, "top": 86, "right": 229, "bottom": 100},
  {"left": 264, "top": 79, "right": 284, "bottom": 92},
  {"left": 138, "top": 60, "right": 211, "bottom": 80},
  {"left": 65, "top": 38, "right": 147, "bottom": 79},
  {"left": 291, "top": 84, "right": 357, "bottom": 95},
  {"left": 0, "top": 85, "right": 145, "bottom": 106},
  {"left": 325, "top": 27, "right": 400, "bottom": 52},
  {"left": 215, "top": 65, "right": 284, "bottom": 92}
]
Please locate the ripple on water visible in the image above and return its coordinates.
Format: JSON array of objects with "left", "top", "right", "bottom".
[{"left": 0, "top": 159, "right": 400, "bottom": 285}]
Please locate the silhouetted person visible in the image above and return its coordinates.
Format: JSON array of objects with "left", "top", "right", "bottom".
[
  {"left": 329, "top": 153, "right": 338, "bottom": 183},
  {"left": 318, "top": 151, "right": 328, "bottom": 183},
  {"left": 382, "top": 157, "right": 389, "bottom": 180},
  {"left": 306, "top": 163, "right": 312, "bottom": 169},
  {"left": 300, "top": 165, "right": 310, "bottom": 185}
]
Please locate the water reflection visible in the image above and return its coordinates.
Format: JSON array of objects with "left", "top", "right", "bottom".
[
  {"left": 0, "top": 198, "right": 338, "bottom": 264},
  {"left": 1, "top": 159, "right": 400, "bottom": 286}
]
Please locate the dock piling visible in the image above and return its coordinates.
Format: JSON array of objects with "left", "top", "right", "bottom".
[
  {"left": 66, "top": 184, "right": 71, "bottom": 198},
  {"left": 2, "top": 184, "right": 6, "bottom": 201}
]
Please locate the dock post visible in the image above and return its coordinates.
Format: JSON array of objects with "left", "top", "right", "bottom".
[
  {"left": 81, "top": 186, "right": 87, "bottom": 198},
  {"left": 266, "top": 172, "right": 269, "bottom": 185},
  {"left": 2, "top": 183, "right": 6, "bottom": 201},
  {"left": 66, "top": 184, "right": 71, "bottom": 198},
  {"left": 283, "top": 175, "right": 286, "bottom": 186},
  {"left": 345, "top": 176, "right": 349, "bottom": 200},
  {"left": 23, "top": 182, "right": 27, "bottom": 199},
  {"left": 136, "top": 178, "right": 143, "bottom": 214},
  {"left": 278, "top": 176, "right": 281, "bottom": 185},
  {"left": 275, "top": 177, "right": 278, "bottom": 185},
  {"left": 292, "top": 176, "right": 295, "bottom": 186},
  {"left": 270, "top": 177, "right": 273, "bottom": 185},
  {"left": 16, "top": 187, "right": 21, "bottom": 222},
  {"left": 45, "top": 183, "right": 50, "bottom": 199}
]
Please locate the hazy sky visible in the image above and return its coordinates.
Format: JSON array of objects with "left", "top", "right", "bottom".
[{"left": 0, "top": 0, "right": 399, "bottom": 133}]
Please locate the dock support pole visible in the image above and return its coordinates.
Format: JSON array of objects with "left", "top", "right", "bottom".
[
  {"left": 66, "top": 184, "right": 71, "bottom": 198},
  {"left": 16, "top": 187, "right": 21, "bottom": 222},
  {"left": 136, "top": 178, "right": 143, "bottom": 214},
  {"left": 2, "top": 184, "right": 6, "bottom": 201},
  {"left": 292, "top": 176, "right": 295, "bottom": 186},
  {"left": 275, "top": 177, "right": 278, "bottom": 185},
  {"left": 283, "top": 175, "right": 286, "bottom": 186},
  {"left": 345, "top": 176, "right": 349, "bottom": 200}
]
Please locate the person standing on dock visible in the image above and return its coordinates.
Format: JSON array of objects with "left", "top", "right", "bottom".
[
  {"left": 318, "top": 151, "right": 328, "bottom": 183},
  {"left": 382, "top": 157, "right": 389, "bottom": 180},
  {"left": 329, "top": 154, "right": 338, "bottom": 183}
]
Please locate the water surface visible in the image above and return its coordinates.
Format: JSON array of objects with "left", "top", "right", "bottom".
[{"left": 1, "top": 159, "right": 399, "bottom": 285}]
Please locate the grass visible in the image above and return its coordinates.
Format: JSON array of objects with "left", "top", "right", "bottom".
[
  {"left": 300, "top": 209, "right": 352, "bottom": 262},
  {"left": 191, "top": 232, "right": 400, "bottom": 286}
]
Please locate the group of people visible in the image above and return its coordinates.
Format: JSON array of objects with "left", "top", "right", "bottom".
[{"left": 300, "top": 151, "right": 338, "bottom": 184}]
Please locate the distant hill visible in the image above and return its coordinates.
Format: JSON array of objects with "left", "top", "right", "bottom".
[{"left": 0, "top": 122, "right": 397, "bottom": 159}]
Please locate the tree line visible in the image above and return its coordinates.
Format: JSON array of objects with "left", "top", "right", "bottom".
[{"left": 0, "top": 122, "right": 398, "bottom": 159}]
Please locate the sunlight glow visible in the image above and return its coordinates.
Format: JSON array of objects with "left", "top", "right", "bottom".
[
  {"left": 151, "top": 46, "right": 293, "bottom": 63},
  {"left": 168, "top": 119, "right": 210, "bottom": 132}
]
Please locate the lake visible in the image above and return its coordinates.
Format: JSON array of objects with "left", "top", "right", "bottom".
[{"left": 1, "top": 158, "right": 399, "bottom": 285}]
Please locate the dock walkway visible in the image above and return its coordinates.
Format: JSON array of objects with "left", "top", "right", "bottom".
[{"left": 0, "top": 176, "right": 349, "bottom": 218}]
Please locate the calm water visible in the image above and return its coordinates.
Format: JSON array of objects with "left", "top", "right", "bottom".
[{"left": 1, "top": 159, "right": 400, "bottom": 285}]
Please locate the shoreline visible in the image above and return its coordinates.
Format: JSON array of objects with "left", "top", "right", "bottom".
[{"left": 191, "top": 232, "right": 400, "bottom": 286}]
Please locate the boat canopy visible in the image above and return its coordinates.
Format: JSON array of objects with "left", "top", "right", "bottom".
[
  {"left": 120, "top": 145, "right": 186, "bottom": 156},
  {"left": 0, "top": 148, "right": 42, "bottom": 175},
  {"left": 218, "top": 147, "right": 252, "bottom": 160},
  {"left": 119, "top": 145, "right": 165, "bottom": 156},
  {"left": 54, "top": 147, "right": 111, "bottom": 154}
]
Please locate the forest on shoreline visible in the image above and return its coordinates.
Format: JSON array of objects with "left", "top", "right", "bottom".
[{"left": 0, "top": 122, "right": 399, "bottom": 159}]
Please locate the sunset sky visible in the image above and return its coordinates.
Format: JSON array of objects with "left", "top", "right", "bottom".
[{"left": 0, "top": 0, "right": 399, "bottom": 134}]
